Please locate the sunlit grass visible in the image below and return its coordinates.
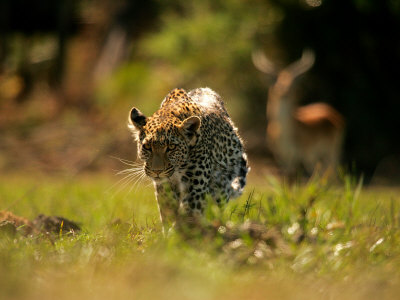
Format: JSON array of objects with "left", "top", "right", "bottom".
[{"left": 1, "top": 173, "right": 400, "bottom": 300}]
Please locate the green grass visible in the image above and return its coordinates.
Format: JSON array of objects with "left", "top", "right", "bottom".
[{"left": 1, "top": 173, "right": 400, "bottom": 300}]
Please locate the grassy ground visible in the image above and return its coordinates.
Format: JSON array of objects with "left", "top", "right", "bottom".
[{"left": 1, "top": 173, "right": 400, "bottom": 300}]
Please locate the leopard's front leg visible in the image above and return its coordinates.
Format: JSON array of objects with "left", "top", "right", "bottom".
[{"left": 154, "top": 181, "right": 179, "bottom": 234}]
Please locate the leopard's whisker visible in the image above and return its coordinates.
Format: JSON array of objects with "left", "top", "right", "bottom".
[
  {"left": 110, "top": 156, "right": 142, "bottom": 167},
  {"left": 117, "top": 167, "right": 143, "bottom": 175},
  {"left": 108, "top": 170, "right": 143, "bottom": 194},
  {"left": 127, "top": 171, "right": 148, "bottom": 194},
  {"left": 118, "top": 172, "right": 142, "bottom": 191},
  {"left": 144, "top": 180, "right": 153, "bottom": 188},
  {"left": 111, "top": 173, "right": 142, "bottom": 198}
]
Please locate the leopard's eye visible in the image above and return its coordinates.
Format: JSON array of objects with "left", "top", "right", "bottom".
[
  {"left": 143, "top": 143, "right": 151, "bottom": 150},
  {"left": 167, "top": 144, "right": 176, "bottom": 151}
]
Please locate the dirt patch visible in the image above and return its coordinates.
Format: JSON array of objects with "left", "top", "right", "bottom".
[{"left": 0, "top": 210, "right": 80, "bottom": 237}]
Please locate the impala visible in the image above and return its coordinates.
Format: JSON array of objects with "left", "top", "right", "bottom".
[{"left": 252, "top": 49, "right": 345, "bottom": 177}]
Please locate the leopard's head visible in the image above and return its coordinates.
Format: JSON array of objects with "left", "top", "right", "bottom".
[{"left": 128, "top": 107, "right": 200, "bottom": 180}]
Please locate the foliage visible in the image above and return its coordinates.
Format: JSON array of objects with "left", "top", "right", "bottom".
[{"left": 95, "top": 0, "right": 283, "bottom": 125}]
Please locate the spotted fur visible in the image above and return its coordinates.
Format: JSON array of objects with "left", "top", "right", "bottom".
[{"left": 128, "top": 88, "right": 249, "bottom": 227}]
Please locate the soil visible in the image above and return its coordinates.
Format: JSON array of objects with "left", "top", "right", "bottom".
[{"left": 0, "top": 210, "right": 80, "bottom": 236}]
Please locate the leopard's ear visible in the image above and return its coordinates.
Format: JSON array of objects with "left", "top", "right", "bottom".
[
  {"left": 128, "top": 107, "right": 147, "bottom": 130},
  {"left": 128, "top": 107, "right": 147, "bottom": 141},
  {"left": 179, "top": 116, "right": 201, "bottom": 144},
  {"left": 181, "top": 116, "right": 201, "bottom": 132}
]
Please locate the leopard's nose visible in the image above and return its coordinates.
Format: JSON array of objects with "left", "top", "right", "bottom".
[{"left": 153, "top": 169, "right": 162, "bottom": 175}]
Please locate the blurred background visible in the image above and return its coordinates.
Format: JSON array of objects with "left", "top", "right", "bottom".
[{"left": 0, "top": 0, "right": 399, "bottom": 183}]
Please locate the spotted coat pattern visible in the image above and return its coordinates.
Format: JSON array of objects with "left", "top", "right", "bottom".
[{"left": 128, "top": 88, "right": 249, "bottom": 227}]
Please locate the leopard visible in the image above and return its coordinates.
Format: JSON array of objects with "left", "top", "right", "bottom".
[{"left": 128, "top": 87, "right": 249, "bottom": 229}]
